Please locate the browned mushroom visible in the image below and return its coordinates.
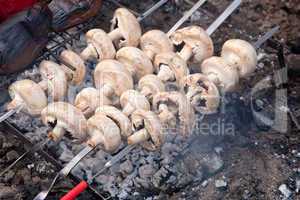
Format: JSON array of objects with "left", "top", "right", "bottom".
[
  {"left": 170, "top": 26, "right": 214, "bottom": 65},
  {"left": 221, "top": 39, "right": 257, "bottom": 78},
  {"left": 127, "top": 109, "right": 163, "bottom": 151},
  {"left": 39, "top": 60, "right": 68, "bottom": 101},
  {"left": 181, "top": 73, "right": 220, "bottom": 114},
  {"left": 7, "top": 79, "right": 47, "bottom": 116},
  {"left": 86, "top": 112, "right": 121, "bottom": 152},
  {"left": 140, "top": 30, "right": 174, "bottom": 61},
  {"left": 153, "top": 52, "right": 189, "bottom": 86},
  {"left": 96, "top": 105, "right": 132, "bottom": 138},
  {"left": 116, "top": 47, "right": 154, "bottom": 81},
  {"left": 152, "top": 91, "right": 195, "bottom": 137},
  {"left": 74, "top": 87, "right": 112, "bottom": 118},
  {"left": 94, "top": 59, "right": 134, "bottom": 103},
  {"left": 120, "top": 90, "right": 151, "bottom": 117},
  {"left": 201, "top": 56, "right": 239, "bottom": 92},
  {"left": 41, "top": 102, "right": 88, "bottom": 142},
  {"left": 60, "top": 50, "right": 87, "bottom": 86},
  {"left": 138, "top": 74, "right": 165, "bottom": 101}
]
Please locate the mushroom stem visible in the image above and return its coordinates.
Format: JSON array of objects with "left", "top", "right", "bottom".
[
  {"left": 101, "top": 84, "right": 114, "bottom": 97},
  {"left": 186, "top": 89, "right": 197, "bottom": 103},
  {"left": 108, "top": 28, "right": 123, "bottom": 41},
  {"left": 87, "top": 129, "right": 105, "bottom": 147},
  {"left": 38, "top": 80, "right": 48, "bottom": 91},
  {"left": 158, "top": 104, "right": 174, "bottom": 123},
  {"left": 6, "top": 99, "right": 18, "bottom": 110},
  {"left": 157, "top": 65, "right": 175, "bottom": 82},
  {"left": 122, "top": 103, "right": 135, "bottom": 117},
  {"left": 144, "top": 49, "right": 155, "bottom": 61},
  {"left": 81, "top": 44, "right": 99, "bottom": 60},
  {"left": 127, "top": 128, "right": 149, "bottom": 145},
  {"left": 206, "top": 73, "right": 220, "bottom": 85},
  {"left": 48, "top": 124, "right": 66, "bottom": 141},
  {"left": 179, "top": 45, "right": 193, "bottom": 62}
]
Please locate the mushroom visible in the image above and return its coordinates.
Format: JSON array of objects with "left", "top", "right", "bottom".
[
  {"left": 152, "top": 91, "right": 195, "bottom": 137},
  {"left": 127, "top": 109, "right": 163, "bottom": 151},
  {"left": 120, "top": 90, "right": 150, "bottom": 117},
  {"left": 138, "top": 74, "right": 165, "bottom": 101},
  {"left": 96, "top": 105, "right": 132, "bottom": 138},
  {"left": 86, "top": 112, "right": 121, "bottom": 152},
  {"left": 94, "top": 59, "right": 133, "bottom": 103},
  {"left": 41, "top": 102, "right": 88, "bottom": 142},
  {"left": 39, "top": 60, "right": 68, "bottom": 101},
  {"left": 221, "top": 39, "right": 257, "bottom": 78},
  {"left": 74, "top": 87, "right": 112, "bottom": 118},
  {"left": 116, "top": 47, "right": 154, "bottom": 81},
  {"left": 182, "top": 73, "right": 220, "bottom": 114},
  {"left": 7, "top": 79, "right": 47, "bottom": 116},
  {"left": 153, "top": 52, "right": 189, "bottom": 85},
  {"left": 140, "top": 30, "right": 174, "bottom": 61},
  {"left": 60, "top": 50, "right": 87, "bottom": 85},
  {"left": 110, "top": 8, "right": 141, "bottom": 48},
  {"left": 170, "top": 26, "right": 214, "bottom": 64},
  {"left": 80, "top": 29, "right": 116, "bottom": 61},
  {"left": 201, "top": 56, "right": 239, "bottom": 92}
]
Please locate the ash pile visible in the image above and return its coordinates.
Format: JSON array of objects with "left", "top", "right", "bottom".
[{"left": 0, "top": 0, "right": 295, "bottom": 199}]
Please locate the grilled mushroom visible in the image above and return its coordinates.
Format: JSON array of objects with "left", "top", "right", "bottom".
[
  {"left": 74, "top": 87, "right": 112, "bottom": 118},
  {"left": 94, "top": 59, "right": 134, "bottom": 102},
  {"left": 138, "top": 74, "right": 165, "bottom": 101},
  {"left": 81, "top": 29, "right": 116, "bottom": 61},
  {"left": 182, "top": 73, "right": 220, "bottom": 114},
  {"left": 154, "top": 52, "right": 189, "bottom": 85},
  {"left": 201, "top": 56, "right": 239, "bottom": 92},
  {"left": 128, "top": 109, "right": 163, "bottom": 151},
  {"left": 87, "top": 112, "right": 121, "bottom": 152},
  {"left": 152, "top": 91, "right": 195, "bottom": 136},
  {"left": 120, "top": 90, "right": 150, "bottom": 117},
  {"left": 60, "top": 50, "right": 86, "bottom": 85},
  {"left": 116, "top": 47, "right": 153, "bottom": 81},
  {"left": 221, "top": 39, "right": 257, "bottom": 78},
  {"left": 170, "top": 26, "right": 214, "bottom": 64},
  {"left": 96, "top": 105, "right": 132, "bottom": 138},
  {"left": 140, "top": 30, "right": 174, "bottom": 61},
  {"left": 7, "top": 79, "right": 47, "bottom": 116},
  {"left": 41, "top": 102, "right": 88, "bottom": 142},
  {"left": 39, "top": 60, "right": 68, "bottom": 101},
  {"left": 110, "top": 8, "right": 141, "bottom": 48}
]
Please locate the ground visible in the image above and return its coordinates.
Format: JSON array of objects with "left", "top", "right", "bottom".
[{"left": 0, "top": 0, "right": 299, "bottom": 199}]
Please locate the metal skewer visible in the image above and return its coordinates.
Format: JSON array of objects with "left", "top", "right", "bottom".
[{"left": 0, "top": 104, "right": 24, "bottom": 123}]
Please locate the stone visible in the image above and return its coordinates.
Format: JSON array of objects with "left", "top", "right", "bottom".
[
  {"left": 139, "top": 164, "right": 155, "bottom": 179},
  {"left": 278, "top": 184, "right": 292, "bottom": 198},
  {"left": 6, "top": 150, "right": 19, "bottom": 162},
  {"left": 215, "top": 179, "right": 227, "bottom": 189}
]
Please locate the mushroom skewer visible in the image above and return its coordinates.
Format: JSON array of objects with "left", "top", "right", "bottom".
[{"left": 169, "top": 0, "right": 241, "bottom": 66}]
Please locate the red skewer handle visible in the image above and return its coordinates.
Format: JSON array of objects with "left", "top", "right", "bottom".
[{"left": 60, "top": 180, "right": 88, "bottom": 200}]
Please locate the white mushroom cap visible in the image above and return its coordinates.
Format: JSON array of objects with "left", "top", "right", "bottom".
[
  {"left": 41, "top": 102, "right": 88, "bottom": 142},
  {"left": 201, "top": 56, "right": 239, "bottom": 92},
  {"left": 96, "top": 105, "right": 132, "bottom": 138},
  {"left": 170, "top": 26, "right": 214, "bottom": 64},
  {"left": 152, "top": 91, "right": 195, "bottom": 137},
  {"left": 140, "top": 30, "right": 174, "bottom": 60},
  {"left": 138, "top": 74, "right": 165, "bottom": 101},
  {"left": 120, "top": 90, "right": 150, "bottom": 117},
  {"left": 182, "top": 73, "right": 220, "bottom": 114},
  {"left": 154, "top": 52, "right": 189, "bottom": 85},
  {"left": 109, "top": 8, "right": 141, "bottom": 48},
  {"left": 221, "top": 39, "right": 257, "bottom": 78},
  {"left": 116, "top": 47, "right": 154, "bottom": 81},
  {"left": 60, "top": 50, "right": 86, "bottom": 85},
  {"left": 39, "top": 60, "right": 68, "bottom": 101},
  {"left": 81, "top": 29, "right": 116, "bottom": 61},
  {"left": 7, "top": 79, "right": 47, "bottom": 116},
  {"left": 74, "top": 87, "right": 112, "bottom": 118},
  {"left": 87, "top": 112, "right": 121, "bottom": 152},
  {"left": 94, "top": 59, "right": 134, "bottom": 98},
  {"left": 128, "top": 109, "right": 163, "bottom": 151}
]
